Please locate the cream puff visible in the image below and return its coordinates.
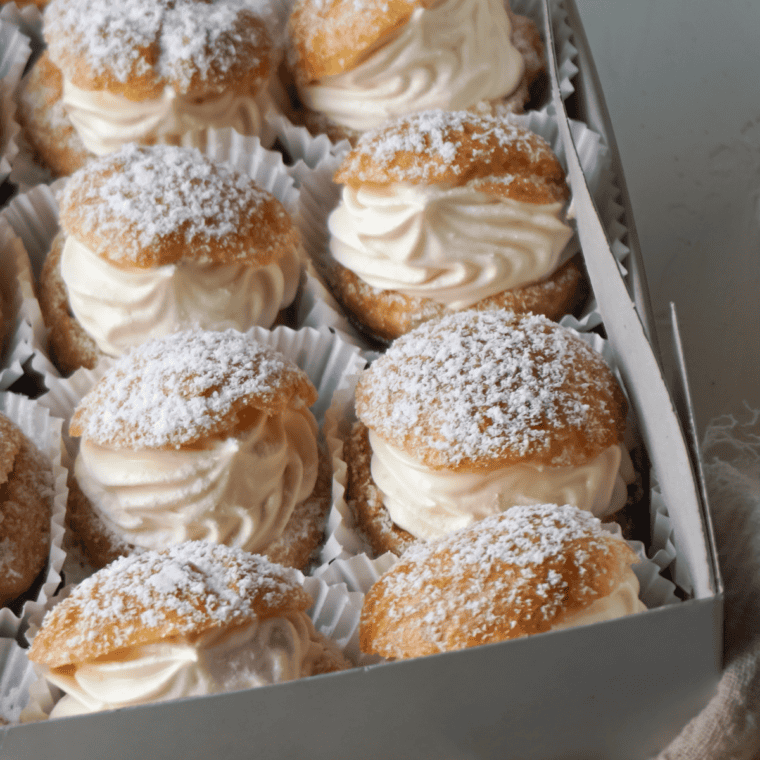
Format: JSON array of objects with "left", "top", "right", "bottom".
[
  {"left": 321, "top": 110, "right": 584, "bottom": 343},
  {"left": 17, "top": 53, "right": 92, "bottom": 179},
  {"left": 39, "top": 143, "right": 302, "bottom": 374},
  {"left": 20, "top": 0, "right": 279, "bottom": 175},
  {"left": 345, "top": 309, "right": 634, "bottom": 555},
  {"left": 286, "top": 0, "right": 544, "bottom": 143},
  {"left": 360, "top": 504, "right": 646, "bottom": 659},
  {"left": 29, "top": 541, "right": 350, "bottom": 717},
  {"left": 0, "top": 412, "right": 54, "bottom": 608},
  {"left": 66, "top": 328, "right": 329, "bottom": 571}
]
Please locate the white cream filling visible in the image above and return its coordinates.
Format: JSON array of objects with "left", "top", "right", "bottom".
[
  {"left": 47, "top": 613, "right": 325, "bottom": 717},
  {"left": 61, "top": 236, "right": 300, "bottom": 357},
  {"left": 74, "top": 406, "right": 319, "bottom": 554},
  {"left": 299, "top": 0, "right": 523, "bottom": 132},
  {"left": 369, "top": 432, "right": 635, "bottom": 541},
  {"left": 62, "top": 79, "right": 275, "bottom": 156},
  {"left": 329, "top": 184, "right": 574, "bottom": 309},
  {"left": 551, "top": 570, "right": 647, "bottom": 632}
]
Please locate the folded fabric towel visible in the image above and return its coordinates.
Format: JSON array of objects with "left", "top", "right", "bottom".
[{"left": 655, "top": 410, "right": 760, "bottom": 760}]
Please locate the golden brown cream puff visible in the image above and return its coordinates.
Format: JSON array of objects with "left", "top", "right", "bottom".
[
  {"left": 66, "top": 329, "right": 329, "bottom": 571},
  {"left": 20, "top": 0, "right": 279, "bottom": 175},
  {"left": 39, "top": 143, "right": 302, "bottom": 374},
  {"left": 345, "top": 309, "right": 634, "bottom": 555},
  {"left": 361, "top": 504, "right": 646, "bottom": 659},
  {"left": 286, "top": 0, "right": 544, "bottom": 143},
  {"left": 29, "top": 541, "right": 350, "bottom": 716},
  {"left": 320, "top": 110, "right": 584, "bottom": 343}
]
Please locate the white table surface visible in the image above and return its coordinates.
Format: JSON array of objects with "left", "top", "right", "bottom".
[{"left": 574, "top": 0, "right": 760, "bottom": 437}]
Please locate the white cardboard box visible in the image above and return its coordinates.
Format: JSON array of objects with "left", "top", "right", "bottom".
[{"left": 0, "top": 1, "right": 722, "bottom": 757}]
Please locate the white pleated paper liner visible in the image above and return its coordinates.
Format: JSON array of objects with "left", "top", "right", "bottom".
[
  {"left": 268, "top": 0, "right": 577, "bottom": 172},
  {"left": 35, "top": 323, "right": 366, "bottom": 583},
  {"left": 0, "top": 139, "right": 304, "bottom": 384},
  {"left": 0, "top": 392, "right": 67, "bottom": 641},
  {"left": 0, "top": 640, "right": 36, "bottom": 724},
  {"left": 295, "top": 110, "right": 615, "bottom": 354},
  {"left": 18, "top": 556, "right": 367, "bottom": 722},
  {"left": 0, "top": 216, "right": 47, "bottom": 391},
  {"left": 0, "top": 15, "right": 31, "bottom": 186},
  {"left": 0, "top": 4, "right": 43, "bottom": 67}
]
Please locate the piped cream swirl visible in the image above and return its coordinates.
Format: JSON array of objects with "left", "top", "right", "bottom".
[
  {"left": 74, "top": 406, "right": 319, "bottom": 553},
  {"left": 299, "top": 0, "right": 524, "bottom": 132},
  {"left": 46, "top": 613, "right": 326, "bottom": 716},
  {"left": 328, "top": 184, "right": 574, "bottom": 309},
  {"left": 61, "top": 236, "right": 300, "bottom": 357},
  {"left": 62, "top": 80, "right": 275, "bottom": 156},
  {"left": 551, "top": 571, "right": 646, "bottom": 632},
  {"left": 369, "top": 431, "right": 635, "bottom": 541}
]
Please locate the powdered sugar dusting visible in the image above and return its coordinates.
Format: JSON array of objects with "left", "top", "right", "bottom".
[
  {"left": 30, "top": 541, "right": 310, "bottom": 666},
  {"left": 71, "top": 329, "right": 315, "bottom": 449},
  {"left": 60, "top": 144, "right": 278, "bottom": 264},
  {"left": 44, "top": 0, "right": 269, "bottom": 91},
  {"left": 337, "top": 109, "right": 549, "bottom": 185},
  {"left": 356, "top": 310, "right": 624, "bottom": 468},
  {"left": 363, "top": 505, "right": 633, "bottom": 654}
]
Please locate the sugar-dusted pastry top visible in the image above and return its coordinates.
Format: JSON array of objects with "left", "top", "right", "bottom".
[
  {"left": 0, "top": 413, "right": 23, "bottom": 486},
  {"left": 44, "top": 0, "right": 272, "bottom": 101},
  {"left": 355, "top": 310, "right": 627, "bottom": 471},
  {"left": 333, "top": 110, "right": 568, "bottom": 203},
  {"left": 69, "top": 329, "right": 318, "bottom": 449},
  {"left": 360, "top": 504, "right": 640, "bottom": 658},
  {"left": 289, "top": 0, "right": 434, "bottom": 82},
  {"left": 59, "top": 144, "right": 300, "bottom": 268},
  {"left": 29, "top": 541, "right": 312, "bottom": 668}
]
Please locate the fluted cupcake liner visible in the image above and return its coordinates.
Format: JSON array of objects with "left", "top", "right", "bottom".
[
  {"left": 0, "top": 14, "right": 32, "bottom": 187},
  {"left": 0, "top": 640, "right": 37, "bottom": 724},
  {"left": 0, "top": 4, "right": 43, "bottom": 65},
  {"left": 0, "top": 216, "right": 47, "bottom": 390},
  {"left": 0, "top": 392, "right": 67, "bottom": 640}
]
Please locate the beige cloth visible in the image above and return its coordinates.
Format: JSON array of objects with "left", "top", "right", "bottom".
[{"left": 655, "top": 410, "right": 760, "bottom": 760}]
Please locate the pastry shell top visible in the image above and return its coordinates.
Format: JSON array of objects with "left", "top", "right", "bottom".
[
  {"left": 289, "top": 0, "right": 437, "bottom": 83},
  {"left": 333, "top": 110, "right": 569, "bottom": 204},
  {"left": 69, "top": 329, "right": 318, "bottom": 450},
  {"left": 355, "top": 310, "right": 627, "bottom": 471},
  {"left": 29, "top": 541, "right": 312, "bottom": 668},
  {"left": 59, "top": 144, "right": 300, "bottom": 269},
  {"left": 44, "top": 0, "right": 273, "bottom": 102},
  {"left": 360, "top": 504, "right": 640, "bottom": 658}
]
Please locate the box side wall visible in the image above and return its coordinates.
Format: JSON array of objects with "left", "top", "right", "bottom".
[{"left": 2, "top": 599, "right": 722, "bottom": 760}]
